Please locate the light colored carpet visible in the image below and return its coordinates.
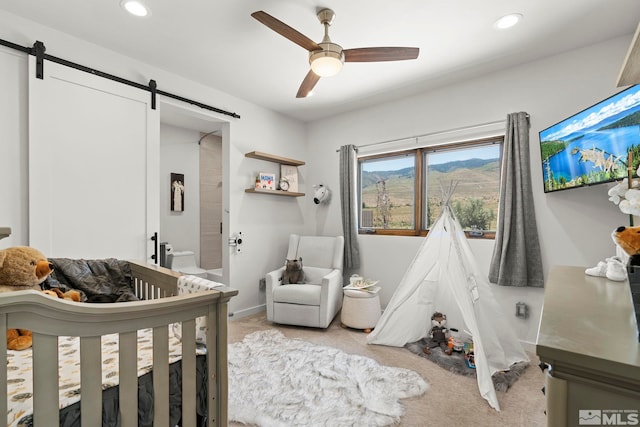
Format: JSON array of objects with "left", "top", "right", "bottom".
[
  {"left": 229, "top": 329, "right": 428, "bottom": 426},
  {"left": 227, "top": 312, "right": 547, "bottom": 427}
]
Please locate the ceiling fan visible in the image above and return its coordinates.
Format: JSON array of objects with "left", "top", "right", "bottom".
[{"left": 251, "top": 8, "right": 420, "bottom": 98}]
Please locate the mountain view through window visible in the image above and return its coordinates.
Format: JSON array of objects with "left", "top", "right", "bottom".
[{"left": 359, "top": 142, "right": 501, "bottom": 233}]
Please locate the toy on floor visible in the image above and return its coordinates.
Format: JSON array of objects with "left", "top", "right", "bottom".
[
  {"left": 447, "top": 328, "right": 464, "bottom": 352},
  {"left": 463, "top": 340, "right": 476, "bottom": 369},
  {"left": 423, "top": 311, "right": 453, "bottom": 356},
  {"left": 0, "top": 246, "right": 55, "bottom": 350}
]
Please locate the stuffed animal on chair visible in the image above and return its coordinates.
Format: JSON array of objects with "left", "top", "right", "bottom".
[
  {"left": 423, "top": 311, "right": 453, "bottom": 356},
  {"left": 282, "top": 257, "right": 304, "bottom": 284},
  {"left": 0, "top": 246, "right": 55, "bottom": 350}
]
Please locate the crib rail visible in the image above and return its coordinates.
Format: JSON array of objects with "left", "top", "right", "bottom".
[
  {"left": 129, "top": 259, "right": 182, "bottom": 299},
  {"left": 0, "top": 261, "right": 237, "bottom": 427}
]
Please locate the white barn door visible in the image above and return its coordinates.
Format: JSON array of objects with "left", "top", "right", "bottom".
[{"left": 28, "top": 57, "right": 159, "bottom": 261}]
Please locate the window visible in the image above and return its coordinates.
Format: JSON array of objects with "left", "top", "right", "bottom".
[
  {"left": 358, "top": 137, "right": 503, "bottom": 237},
  {"left": 360, "top": 152, "right": 416, "bottom": 231}
]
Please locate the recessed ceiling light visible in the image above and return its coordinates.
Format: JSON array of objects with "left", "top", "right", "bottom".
[
  {"left": 494, "top": 13, "right": 522, "bottom": 30},
  {"left": 121, "top": 0, "right": 150, "bottom": 17}
]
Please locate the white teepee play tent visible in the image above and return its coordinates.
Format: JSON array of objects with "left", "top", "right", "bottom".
[{"left": 367, "top": 203, "right": 529, "bottom": 411}]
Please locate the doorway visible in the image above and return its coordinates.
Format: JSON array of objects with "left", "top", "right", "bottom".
[{"left": 159, "top": 99, "right": 227, "bottom": 279}]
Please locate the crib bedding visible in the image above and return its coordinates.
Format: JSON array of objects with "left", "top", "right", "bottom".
[
  {"left": 7, "top": 327, "right": 206, "bottom": 427},
  {"left": 45, "top": 258, "right": 139, "bottom": 303}
]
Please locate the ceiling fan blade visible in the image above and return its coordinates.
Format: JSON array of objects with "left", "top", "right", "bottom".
[
  {"left": 343, "top": 47, "right": 420, "bottom": 62},
  {"left": 296, "top": 70, "right": 321, "bottom": 98},
  {"left": 251, "top": 11, "right": 321, "bottom": 52}
]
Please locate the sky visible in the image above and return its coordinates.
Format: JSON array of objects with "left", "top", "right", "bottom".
[
  {"left": 362, "top": 144, "right": 500, "bottom": 172},
  {"left": 540, "top": 84, "right": 640, "bottom": 142}
]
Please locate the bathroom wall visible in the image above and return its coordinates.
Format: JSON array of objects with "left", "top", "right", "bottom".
[
  {"left": 200, "top": 133, "right": 223, "bottom": 269},
  {"left": 160, "top": 123, "right": 201, "bottom": 262}
]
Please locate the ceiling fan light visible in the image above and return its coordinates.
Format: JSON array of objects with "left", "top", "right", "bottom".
[{"left": 310, "top": 51, "right": 343, "bottom": 77}]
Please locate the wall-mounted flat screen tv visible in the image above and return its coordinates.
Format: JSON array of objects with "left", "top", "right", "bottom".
[{"left": 539, "top": 84, "right": 640, "bottom": 193}]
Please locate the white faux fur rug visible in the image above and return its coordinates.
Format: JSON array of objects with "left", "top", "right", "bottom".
[{"left": 228, "top": 329, "right": 429, "bottom": 427}]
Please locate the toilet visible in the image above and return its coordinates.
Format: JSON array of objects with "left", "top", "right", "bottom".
[{"left": 167, "top": 251, "right": 225, "bottom": 284}]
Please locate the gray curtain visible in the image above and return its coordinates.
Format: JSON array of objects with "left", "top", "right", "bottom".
[
  {"left": 489, "top": 112, "right": 544, "bottom": 287},
  {"left": 339, "top": 144, "right": 360, "bottom": 268}
]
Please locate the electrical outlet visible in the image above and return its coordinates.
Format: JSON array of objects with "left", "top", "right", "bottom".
[{"left": 259, "top": 278, "right": 266, "bottom": 291}]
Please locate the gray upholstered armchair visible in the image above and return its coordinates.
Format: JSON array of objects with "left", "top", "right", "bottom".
[{"left": 265, "top": 234, "right": 344, "bottom": 328}]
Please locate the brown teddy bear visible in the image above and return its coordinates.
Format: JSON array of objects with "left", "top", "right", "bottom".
[
  {"left": 613, "top": 225, "right": 640, "bottom": 265},
  {"left": 0, "top": 246, "right": 55, "bottom": 350}
]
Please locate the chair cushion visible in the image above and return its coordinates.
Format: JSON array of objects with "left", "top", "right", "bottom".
[
  {"left": 303, "top": 267, "right": 333, "bottom": 285},
  {"left": 290, "top": 236, "right": 339, "bottom": 268},
  {"left": 273, "top": 284, "right": 321, "bottom": 305}
]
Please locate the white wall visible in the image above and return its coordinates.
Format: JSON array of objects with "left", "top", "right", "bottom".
[
  {"left": 0, "top": 10, "right": 307, "bottom": 317},
  {"left": 305, "top": 35, "right": 634, "bottom": 346},
  {"left": 159, "top": 123, "right": 201, "bottom": 262}
]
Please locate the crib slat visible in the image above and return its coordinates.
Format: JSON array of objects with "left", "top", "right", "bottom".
[
  {"left": 32, "top": 333, "right": 59, "bottom": 426},
  {"left": 119, "top": 331, "right": 138, "bottom": 427},
  {"left": 0, "top": 316, "right": 6, "bottom": 426},
  {"left": 153, "top": 326, "right": 169, "bottom": 425},
  {"left": 182, "top": 319, "right": 197, "bottom": 427},
  {"left": 206, "top": 305, "right": 219, "bottom": 427},
  {"left": 80, "top": 336, "right": 102, "bottom": 426}
]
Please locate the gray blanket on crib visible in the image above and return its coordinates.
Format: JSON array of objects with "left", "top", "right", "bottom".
[{"left": 44, "top": 258, "right": 139, "bottom": 303}]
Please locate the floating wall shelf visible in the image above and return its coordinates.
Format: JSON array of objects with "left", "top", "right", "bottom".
[
  {"left": 244, "top": 188, "right": 305, "bottom": 197},
  {"left": 244, "top": 151, "right": 305, "bottom": 166},
  {"left": 244, "top": 151, "right": 305, "bottom": 197}
]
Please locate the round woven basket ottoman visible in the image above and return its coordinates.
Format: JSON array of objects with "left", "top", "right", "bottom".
[{"left": 341, "top": 289, "right": 381, "bottom": 332}]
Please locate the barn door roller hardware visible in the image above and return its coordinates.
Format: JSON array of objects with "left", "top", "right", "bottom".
[{"left": 0, "top": 36, "right": 240, "bottom": 118}]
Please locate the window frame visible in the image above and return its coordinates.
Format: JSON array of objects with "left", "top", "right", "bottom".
[{"left": 357, "top": 136, "right": 503, "bottom": 239}]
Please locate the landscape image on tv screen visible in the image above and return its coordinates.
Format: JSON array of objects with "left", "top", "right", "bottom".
[{"left": 539, "top": 84, "right": 640, "bottom": 193}]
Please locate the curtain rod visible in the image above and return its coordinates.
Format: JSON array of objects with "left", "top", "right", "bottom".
[
  {"left": 335, "top": 118, "right": 512, "bottom": 152},
  {"left": 0, "top": 38, "right": 241, "bottom": 119}
]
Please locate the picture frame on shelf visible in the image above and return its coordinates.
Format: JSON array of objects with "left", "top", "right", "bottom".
[
  {"left": 280, "top": 164, "right": 299, "bottom": 192},
  {"left": 258, "top": 172, "right": 276, "bottom": 190}
]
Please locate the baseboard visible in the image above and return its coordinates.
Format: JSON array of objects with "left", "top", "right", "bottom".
[
  {"left": 520, "top": 340, "right": 537, "bottom": 354},
  {"left": 229, "top": 304, "right": 266, "bottom": 319}
]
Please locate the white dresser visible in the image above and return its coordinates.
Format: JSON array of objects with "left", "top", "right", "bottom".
[{"left": 536, "top": 266, "right": 640, "bottom": 426}]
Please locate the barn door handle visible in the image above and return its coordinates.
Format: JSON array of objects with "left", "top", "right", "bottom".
[{"left": 150, "top": 232, "right": 158, "bottom": 264}]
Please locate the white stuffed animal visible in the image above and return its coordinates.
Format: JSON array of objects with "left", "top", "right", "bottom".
[{"left": 313, "top": 184, "right": 330, "bottom": 204}]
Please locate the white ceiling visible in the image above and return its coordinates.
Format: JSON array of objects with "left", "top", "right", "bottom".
[{"left": 1, "top": 1, "right": 639, "bottom": 122}]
